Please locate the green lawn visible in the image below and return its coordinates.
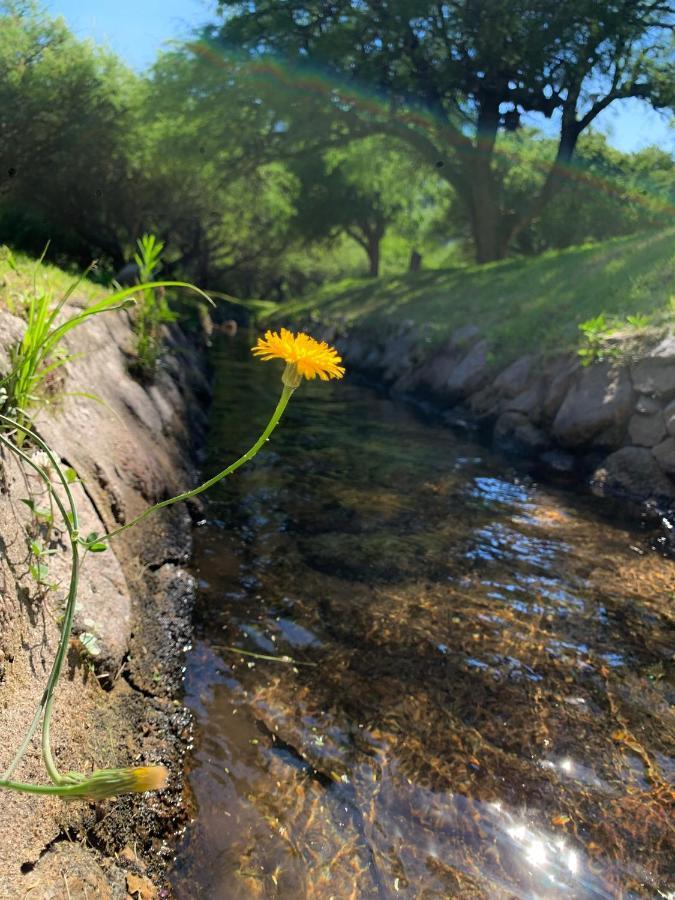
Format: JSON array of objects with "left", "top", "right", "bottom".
[
  {"left": 279, "top": 229, "right": 675, "bottom": 364},
  {"left": 0, "top": 246, "right": 102, "bottom": 311}
]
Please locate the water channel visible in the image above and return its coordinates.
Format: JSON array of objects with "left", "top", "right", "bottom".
[{"left": 171, "top": 335, "right": 674, "bottom": 899}]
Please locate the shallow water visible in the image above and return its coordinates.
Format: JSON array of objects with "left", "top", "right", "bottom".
[{"left": 171, "top": 336, "right": 674, "bottom": 899}]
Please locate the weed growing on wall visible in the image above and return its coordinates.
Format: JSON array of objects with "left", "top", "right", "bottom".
[
  {"left": 0, "top": 256, "right": 211, "bottom": 434},
  {"left": 130, "top": 234, "right": 177, "bottom": 380}
]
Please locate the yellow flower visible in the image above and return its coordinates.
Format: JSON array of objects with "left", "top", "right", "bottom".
[
  {"left": 252, "top": 328, "right": 345, "bottom": 388},
  {"left": 62, "top": 765, "right": 169, "bottom": 800}
]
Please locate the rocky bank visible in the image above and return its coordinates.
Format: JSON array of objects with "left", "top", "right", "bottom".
[
  {"left": 0, "top": 304, "right": 209, "bottom": 898},
  {"left": 310, "top": 317, "right": 675, "bottom": 516}
]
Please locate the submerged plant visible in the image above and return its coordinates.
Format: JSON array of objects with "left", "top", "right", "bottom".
[{"left": 0, "top": 329, "right": 344, "bottom": 801}]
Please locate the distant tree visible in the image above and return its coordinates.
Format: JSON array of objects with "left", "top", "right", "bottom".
[
  {"left": 0, "top": 1, "right": 146, "bottom": 268},
  {"left": 292, "top": 138, "right": 449, "bottom": 276},
  {"left": 215, "top": 0, "right": 675, "bottom": 263},
  {"left": 491, "top": 131, "right": 675, "bottom": 254},
  {"left": 142, "top": 49, "right": 301, "bottom": 295}
]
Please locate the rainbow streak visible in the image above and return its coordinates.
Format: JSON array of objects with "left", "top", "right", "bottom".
[{"left": 187, "top": 39, "right": 675, "bottom": 222}]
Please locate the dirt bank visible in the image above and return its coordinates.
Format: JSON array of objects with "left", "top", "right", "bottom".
[
  {"left": 302, "top": 316, "right": 675, "bottom": 518},
  {"left": 0, "top": 305, "right": 209, "bottom": 898}
]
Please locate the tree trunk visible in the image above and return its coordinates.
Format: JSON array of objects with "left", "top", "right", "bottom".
[
  {"left": 366, "top": 233, "right": 380, "bottom": 277},
  {"left": 470, "top": 186, "right": 505, "bottom": 264},
  {"left": 465, "top": 96, "right": 507, "bottom": 263}
]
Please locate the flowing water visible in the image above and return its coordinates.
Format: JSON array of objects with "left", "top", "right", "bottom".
[{"left": 171, "top": 336, "right": 674, "bottom": 899}]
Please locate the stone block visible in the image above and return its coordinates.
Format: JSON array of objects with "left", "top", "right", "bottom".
[
  {"left": 628, "top": 411, "right": 666, "bottom": 448},
  {"left": 593, "top": 446, "right": 675, "bottom": 502},
  {"left": 552, "top": 362, "right": 633, "bottom": 448}
]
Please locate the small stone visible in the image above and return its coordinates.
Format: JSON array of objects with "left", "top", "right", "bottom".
[
  {"left": 592, "top": 447, "right": 675, "bottom": 502},
  {"left": 127, "top": 872, "right": 158, "bottom": 899},
  {"left": 539, "top": 450, "right": 576, "bottom": 474},
  {"left": 664, "top": 398, "right": 675, "bottom": 437},
  {"left": 494, "top": 411, "right": 549, "bottom": 455},
  {"left": 493, "top": 355, "right": 533, "bottom": 397},
  {"left": 632, "top": 336, "right": 675, "bottom": 397},
  {"left": 446, "top": 339, "right": 490, "bottom": 396},
  {"left": 628, "top": 411, "right": 666, "bottom": 448},
  {"left": 553, "top": 362, "right": 633, "bottom": 448},
  {"left": 449, "top": 324, "right": 481, "bottom": 350},
  {"left": 635, "top": 394, "right": 661, "bottom": 415}
]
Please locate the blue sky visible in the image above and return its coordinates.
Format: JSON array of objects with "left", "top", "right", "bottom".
[{"left": 47, "top": 0, "right": 673, "bottom": 155}]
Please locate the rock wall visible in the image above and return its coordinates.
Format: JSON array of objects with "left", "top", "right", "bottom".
[
  {"left": 0, "top": 305, "right": 209, "bottom": 897},
  {"left": 314, "top": 319, "right": 675, "bottom": 512}
]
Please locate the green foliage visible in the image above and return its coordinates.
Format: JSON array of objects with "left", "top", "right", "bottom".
[
  {"left": 291, "top": 138, "right": 452, "bottom": 276},
  {"left": 280, "top": 229, "right": 675, "bottom": 366},
  {"left": 215, "top": 0, "right": 675, "bottom": 262},
  {"left": 130, "top": 234, "right": 174, "bottom": 379},
  {"left": 0, "top": 2, "right": 673, "bottom": 299},
  {"left": 0, "top": 250, "right": 210, "bottom": 428},
  {"left": 0, "top": 1, "right": 144, "bottom": 270},
  {"left": 0, "top": 261, "right": 134, "bottom": 436},
  {"left": 625, "top": 314, "right": 651, "bottom": 330},
  {"left": 577, "top": 310, "right": 654, "bottom": 365},
  {"left": 577, "top": 314, "right": 619, "bottom": 366},
  {"left": 488, "top": 131, "right": 675, "bottom": 256}
]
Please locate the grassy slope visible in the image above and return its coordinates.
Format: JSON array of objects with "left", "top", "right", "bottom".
[
  {"left": 0, "top": 247, "right": 102, "bottom": 312},
  {"left": 281, "top": 229, "right": 675, "bottom": 364}
]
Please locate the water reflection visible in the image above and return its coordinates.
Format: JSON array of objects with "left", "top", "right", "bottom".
[{"left": 171, "top": 337, "right": 674, "bottom": 898}]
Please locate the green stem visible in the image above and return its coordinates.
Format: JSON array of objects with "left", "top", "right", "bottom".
[
  {"left": 0, "top": 414, "right": 79, "bottom": 784},
  {"left": 0, "top": 779, "right": 78, "bottom": 797},
  {"left": 101, "top": 384, "right": 295, "bottom": 545}
]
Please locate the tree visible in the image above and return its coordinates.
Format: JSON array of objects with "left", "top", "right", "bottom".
[
  {"left": 141, "top": 49, "right": 301, "bottom": 296},
  {"left": 0, "top": 1, "right": 147, "bottom": 269},
  {"left": 292, "top": 138, "right": 449, "bottom": 276},
  {"left": 215, "top": 0, "right": 675, "bottom": 262}
]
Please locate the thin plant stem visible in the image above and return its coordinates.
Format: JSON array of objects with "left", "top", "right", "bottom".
[
  {"left": 0, "top": 384, "right": 296, "bottom": 786},
  {"left": 219, "top": 645, "right": 317, "bottom": 666},
  {"left": 0, "top": 414, "right": 79, "bottom": 784},
  {"left": 101, "top": 384, "right": 295, "bottom": 546},
  {"left": 0, "top": 779, "right": 78, "bottom": 796}
]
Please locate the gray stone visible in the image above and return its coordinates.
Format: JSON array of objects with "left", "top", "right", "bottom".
[
  {"left": 552, "top": 362, "right": 634, "bottom": 448},
  {"left": 653, "top": 437, "right": 675, "bottom": 474},
  {"left": 0, "top": 310, "right": 24, "bottom": 375},
  {"left": 542, "top": 356, "right": 580, "bottom": 421},
  {"left": 446, "top": 339, "right": 490, "bottom": 396},
  {"left": 468, "top": 384, "right": 501, "bottom": 418},
  {"left": 631, "top": 335, "right": 675, "bottom": 398},
  {"left": 628, "top": 411, "right": 666, "bottom": 448},
  {"left": 394, "top": 332, "right": 467, "bottom": 394},
  {"left": 635, "top": 394, "right": 661, "bottom": 415},
  {"left": 592, "top": 447, "right": 675, "bottom": 502},
  {"left": 493, "top": 355, "right": 533, "bottom": 397},
  {"left": 505, "top": 380, "right": 544, "bottom": 421},
  {"left": 494, "top": 411, "right": 549, "bottom": 455},
  {"left": 664, "top": 398, "right": 675, "bottom": 436},
  {"left": 380, "top": 329, "right": 422, "bottom": 383}
]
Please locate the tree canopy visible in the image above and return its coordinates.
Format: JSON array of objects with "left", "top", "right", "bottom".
[
  {"left": 215, "top": 0, "right": 675, "bottom": 261},
  {"left": 0, "top": 2, "right": 672, "bottom": 297}
]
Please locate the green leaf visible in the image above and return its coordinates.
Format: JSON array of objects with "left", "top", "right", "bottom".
[
  {"left": 78, "top": 632, "right": 102, "bottom": 658},
  {"left": 30, "top": 562, "right": 50, "bottom": 584}
]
